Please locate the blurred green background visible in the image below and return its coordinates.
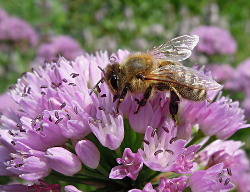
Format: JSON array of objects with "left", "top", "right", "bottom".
[
  {"left": 1, "top": 0, "right": 250, "bottom": 153},
  {"left": 1, "top": 0, "right": 250, "bottom": 92}
]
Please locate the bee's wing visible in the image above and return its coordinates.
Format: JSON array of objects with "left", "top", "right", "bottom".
[
  {"left": 147, "top": 35, "right": 199, "bottom": 62},
  {"left": 145, "top": 65, "right": 222, "bottom": 90}
]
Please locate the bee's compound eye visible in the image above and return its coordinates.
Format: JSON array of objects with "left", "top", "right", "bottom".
[{"left": 110, "top": 75, "right": 119, "bottom": 91}]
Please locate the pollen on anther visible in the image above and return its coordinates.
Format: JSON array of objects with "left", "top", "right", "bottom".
[
  {"left": 169, "top": 137, "right": 178, "bottom": 144},
  {"left": 218, "top": 177, "right": 223, "bottom": 183},
  {"left": 151, "top": 129, "right": 157, "bottom": 137},
  {"left": 40, "top": 85, "right": 48, "bottom": 89},
  {"left": 11, "top": 141, "right": 16, "bottom": 145},
  {"left": 60, "top": 102, "right": 66, "bottom": 108},
  {"left": 68, "top": 83, "right": 76, "bottom": 86},
  {"left": 165, "top": 149, "right": 174, "bottom": 155},
  {"left": 162, "top": 126, "right": 169, "bottom": 133},
  {"left": 70, "top": 73, "right": 80, "bottom": 78},
  {"left": 224, "top": 178, "right": 230, "bottom": 186},
  {"left": 66, "top": 114, "right": 71, "bottom": 120},
  {"left": 96, "top": 85, "right": 101, "bottom": 93},
  {"left": 142, "top": 139, "right": 150, "bottom": 145},
  {"left": 55, "top": 118, "right": 63, "bottom": 124},
  {"left": 154, "top": 150, "right": 163, "bottom": 156},
  {"left": 55, "top": 111, "right": 59, "bottom": 119},
  {"left": 227, "top": 167, "right": 232, "bottom": 176},
  {"left": 74, "top": 106, "right": 78, "bottom": 114},
  {"left": 62, "top": 78, "right": 68, "bottom": 83},
  {"left": 48, "top": 115, "right": 53, "bottom": 122},
  {"left": 98, "top": 106, "right": 105, "bottom": 111}
]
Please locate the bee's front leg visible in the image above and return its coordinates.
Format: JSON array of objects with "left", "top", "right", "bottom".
[
  {"left": 115, "top": 84, "right": 130, "bottom": 114},
  {"left": 134, "top": 85, "right": 153, "bottom": 114}
]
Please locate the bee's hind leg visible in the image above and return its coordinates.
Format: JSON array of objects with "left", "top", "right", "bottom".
[
  {"left": 169, "top": 88, "right": 181, "bottom": 126},
  {"left": 134, "top": 85, "right": 153, "bottom": 114}
]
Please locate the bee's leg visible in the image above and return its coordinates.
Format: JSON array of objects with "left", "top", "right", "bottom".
[
  {"left": 169, "top": 88, "right": 180, "bottom": 125},
  {"left": 116, "top": 84, "right": 130, "bottom": 114},
  {"left": 134, "top": 85, "right": 153, "bottom": 114},
  {"left": 89, "top": 77, "right": 104, "bottom": 95}
]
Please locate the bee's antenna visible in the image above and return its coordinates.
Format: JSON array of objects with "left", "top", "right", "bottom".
[{"left": 89, "top": 66, "right": 105, "bottom": 95}]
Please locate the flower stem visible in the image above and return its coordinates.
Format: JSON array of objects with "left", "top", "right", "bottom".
[
  {"left": 186, "top": 129, "right": 205, "bottom": 147},
  {"left": 198, "top": 135, "right": 217, "bottom": 152}
]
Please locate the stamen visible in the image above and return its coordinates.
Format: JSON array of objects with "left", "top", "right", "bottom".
[
  {"left": 74, "top": 106, "right": 78, "bottom": 114},
  {"left": 151, "top": 129, "right": 157, "bottom": 137},
  {"left": 154, "top": 150, "right": 163, "bottom": 156},
  {"left": 98, "top": 106, "right": 105, "bottom": 111},
  {"left": 11, "top": 141, "right": 16, "bottom": 145},
  {"left": 55, "top": 111, "right": 59, "bottom": 119},
  {"left": 101, "top": 94, "right": 107, "bottom": 98},
  {"left": 66, "top": 114, "right": 71, "bottom": 120},
  {"left": 40, "top": 85, "right": 48, "bottom": 88},
  {"left": 165, "top": 149, "right": 174, "bottom": 155},
  {"left": 48, "top": 115, "right": 53, "bottom": 122},
  {"left": 218, "top": 177, "right": 223, "bottom": 183},
  {"left": 27, "top": 87, "right": 31, "bottom": 94},
  {"left": 70, "top": 73, "right": 80, "bottom": 78},
  {"left": 68, "top": 83, "right": 76, "bottom": 86},
  {"left": 224, "top": 178, "right": 230, "bottom": 186},
  {"left": 60, "top": 102, "right": 66, "bottom": 108},
  {"left": 62, "top": 78, "right": 68, "bottom": 83},
  {"left": 55, "top": 118, "right": 63, "bottom": 124},
  {"left": 162, "top": 126, "right": 169, "bottom": 133},
  {"left": 169, "top": 137, "right": 178, "bottom": 144},
  {"left": 96, "top": 85, "right": 101, "bottom": 93},
  {"left": 142, "top": 139, "right": 150, "bottom": 145},
  {"left": 227, "top": 167, "right": 232, "bottom": 176}
]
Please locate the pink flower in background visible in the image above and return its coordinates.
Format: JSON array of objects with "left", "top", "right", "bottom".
[
  {"left": 36, "top": 35, "right": 84, "bottom": 63},
  {"left": 0, "top": 16, "right": 38, "bottom": 51},
  {"left": 191, "top": 25, "right": 237, "bottom": 55}
]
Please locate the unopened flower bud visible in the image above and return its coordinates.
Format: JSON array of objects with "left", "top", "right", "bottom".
[
  {"left": 75, "top": 140, "right": 100, "bottom": 169},
  {"left": 46, "top": 147, "right": 82, "bottom": 176}
]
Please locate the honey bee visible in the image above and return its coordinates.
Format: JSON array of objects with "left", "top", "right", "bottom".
[{"left": 91, "top": 35, "right": 222, "bottom": 121}]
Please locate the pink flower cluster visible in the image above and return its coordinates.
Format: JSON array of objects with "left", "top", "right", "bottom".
[
  {"left": 0, "top": 49, "right": 249, "bottom": 191},
  {"left": 36, "top": 35, "right": 84, "bottom": 63},
  {"left": 191, "top": 25, "right": 237, "bottom": 56},
  {"left": 0, "top": 8, "right": 38, "bottom": 51}
]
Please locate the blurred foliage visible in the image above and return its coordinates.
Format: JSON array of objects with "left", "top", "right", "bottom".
[
  {"left": 1, "top": 0, "right": 250, "bottom": 149},
  {"left": 0, "top": 1, "right": 249, "bottom": 74}
]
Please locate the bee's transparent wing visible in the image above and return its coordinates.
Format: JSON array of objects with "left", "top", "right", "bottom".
[
  {"left": 145, "top": 65, "right": 222, "bottom": 90},
  {"left": 147, "top": 35, "right": 199, "bottom": 62}
]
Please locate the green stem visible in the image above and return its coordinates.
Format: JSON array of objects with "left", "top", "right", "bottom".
[
  {"left": 186, "top": 129, "right": 205, "bottom": 147},
  {"left": 96, "top": 164, "right": 110, "bottom": 177}
]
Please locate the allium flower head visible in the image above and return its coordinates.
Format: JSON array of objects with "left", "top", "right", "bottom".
[
  {"left": 0, "top": 16, "right": 38, "bottom": 51},
  {"left": 191, "top": 25, "right": 237, "bottom": 55},
  {"left": 0, "top": 45, "right": 248, "bottom": 191},
  {"left": 36, "top": 35, "right": 84, "bottom": 63}
]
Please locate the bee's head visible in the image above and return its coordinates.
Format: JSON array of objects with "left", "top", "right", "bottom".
[{"left": 104, "top": 63, "right": 121, "bottom": 94}]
